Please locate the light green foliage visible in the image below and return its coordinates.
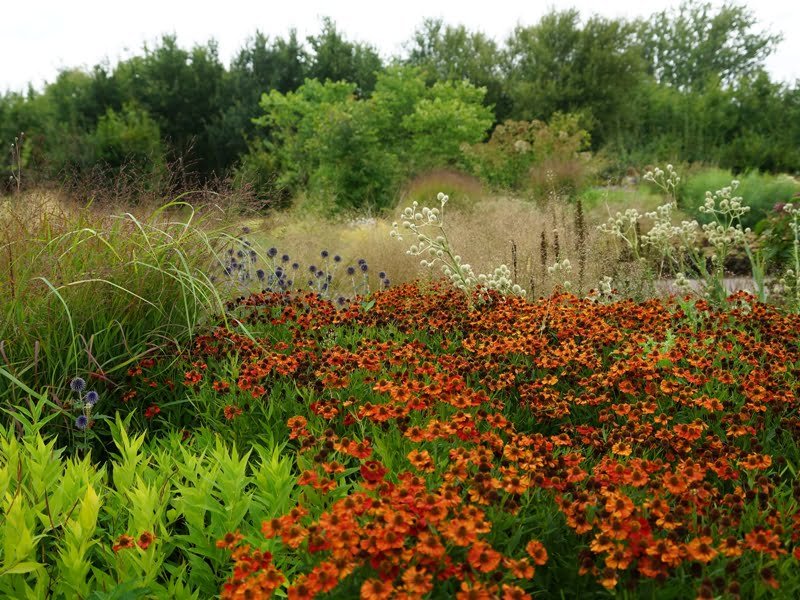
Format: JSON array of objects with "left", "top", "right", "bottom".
[
  {"left": 0, "top": 418, "right": 297, "bottom": 598},
  {"left": 401, "top": 81, "right": 493, "bottom": 166},
  {"left": 248, "top": 67, "right": 492, "bottom": 211},
  {"left": 91, "top": 103, "right": 165, "bottom": 177}
]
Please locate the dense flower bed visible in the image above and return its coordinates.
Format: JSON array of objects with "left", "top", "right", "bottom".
[{"left": 123, "top": 283, "right": 800, "bottom": 599}]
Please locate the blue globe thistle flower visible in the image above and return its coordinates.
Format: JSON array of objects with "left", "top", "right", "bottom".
[
  {"left": 282, "top": 254, "right": 290, "bottom": 263},
  {"left": 307, "top": 279, "right": 314, "bottom": 287},
  {"left": 84, "top": 390, "right": 99, "bottom": 406},
  {"left": 379, "top": 271, "right": 386, "bottom": 279},
  {"left": 316, "top": 270, "right": 324, "bottom": 278},
  {"left": 242, "top": 226, "right": 251, "bottom": 234},
  {"left": 236, "top": 250, "right": 245, "bottom": 258},
  {"left": 337, "top": 296, "right": 346, "bottom": 305},
  {"left": 275, "top": 267, "right": 284, "bottom": 277},
  {"left": 321, "top": 250, "right": 329, "bottom": 258},
  {"left": 70, "top": 377, "right": 86, "bottom": 392},
  {"left": 346, "top": 266, "right": 356, "bottom": 276},
  {"left": 267, "top": 247, "right": 278, "bottom": 258},
  {"left": 333, "top": 255, "right": 342, "bottom": 263},
  {"left": 357, "top": 258, "right": 367, "bottom": 266},
  {"left": 360, "top": 263, "right": 369, "bottom": 273},
  {"left": 383, "top": 278, "right": 391, "bottom": 287},
  {"left": 256, "top": 269, "right": 265, "bottom": 281},
  {"left": 76, "top": 415, "right": 89, "bottom": 430},
  {"left": 308, "top": 265, "right": 317, "bottom": 273},
  {"left": 227, "top": 248, "right": 234, "bottom": 256}
]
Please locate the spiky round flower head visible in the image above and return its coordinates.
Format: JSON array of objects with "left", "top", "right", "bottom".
[
  {"left": 75, "top": 415, "right": 89, "bottom": 430},
  {"left": 307, "top": 265, "right": 316, "bottom": 273},
  {"left": 227, "top": 248, "right": 235, "bottom": 256},
  {"left": 84, "top": 390, "right": 99, "bottom": 406},
  {"left": 347, "top": 266, "right": 356, "bottom": 276},
  {"left": 382, "top": 278, "right": 390, "bottom": 288},
  {"left": 357, "top": 258, "right": 367, "bottom": 265},
  {"left": 378, "top": 271, "right": 386, "bottom": 279},
  {"left": 333, "top": 254, "right": 342, "bottom": 263},
  {"left": 275, "top": 267, "right": 284, "bottom": 277},
  {"left": 360, "top": 263, "right": 369, "bottom": 273},
  {"left": 337, "top": 296, "right": 346, "bottom": 305},
  {"left": 308, "top": 280, "right": 314, "bottom": 286},
  {"left": 70, "top": 377, "right": 86, "bottom": 392},
  {"left": 291, "top": 262, "right": 299, "bottom": 270},
  {"left": 316, "top": 270, "right": 324, "bottom": 278},
  {"left": 321, "top": 250, "right": 329, "bottom": 258},
  {"left": 282, "top": 254, "right": 290, "bottom": 263},
  {"left": 241, "top": 226, "right": 251, "bottom": 234},
  {"left": 256, "top": 269, "right": 265, "bottom": 281},
  {"left": 236, "top": 250, "right": 245, "bottom": 258},
  {"left": 267, "top": 247, "right": 278, "bottom": 258}
]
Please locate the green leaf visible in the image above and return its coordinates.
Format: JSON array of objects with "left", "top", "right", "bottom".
[{"left": 0, "top": 561, "right": 43, "bottom": 575}]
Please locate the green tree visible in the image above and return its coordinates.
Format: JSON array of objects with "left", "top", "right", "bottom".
[
  {"left": 307, "top": 18, "right": 383, "bottom": 95},
  {"left": 638, "top": 0, "right": 782, "bottom": 91},
  {"left": 405, "top": 19, "right": 509, "bottom": 120},
  {"left": 504, "top": 11, "right": 644, "bottom": 146},
  {"left": 115, "top": 35, "right": 226, "bottom": 176}
]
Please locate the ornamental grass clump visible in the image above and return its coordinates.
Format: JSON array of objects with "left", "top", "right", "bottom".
[{"left": 390, "top": 193, "right": 525, "bottom": 304}]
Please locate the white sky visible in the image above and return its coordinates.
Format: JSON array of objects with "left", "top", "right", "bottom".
[{"left": 2, "top": 0, "right": 797, "bottom": 93}]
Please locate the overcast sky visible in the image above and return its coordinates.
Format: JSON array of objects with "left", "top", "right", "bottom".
[{"left": 2, "top": 0, "right": 797, "bottom": 93}]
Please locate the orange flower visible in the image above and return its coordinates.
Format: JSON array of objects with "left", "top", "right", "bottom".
[
  {"left": 112, "top": 534, "right": 135, "bottom": 553},
  {"left": 216, "top": 531, "right": 243, "bottom": 550},
  {"left": 456, "top": 581, "right": 495, "bottom": 600},
  {"left": 662, "top": 472, "right": 688, "bottom": 495},
  {"left": 137, "top": 531, "right": 155, "bottom": 550},
  {"left": 442, "top": 519, "right": 477, "bottom": 547},
  {"left": 467, "top": 541, "right": 502, "bottom": 573},
  {"left": 501, "top": 584, "right": 532, "bottom": 600},
  {"left": 599, "top": 567, "right": 618, "bottom": 589},
  {"left": 685, "top": 536, "right": 717, "bottom": 563},
  {"left": 503, "top": 557, "right": 535, "bottom": 579},
  {"left": 223, "top": 404, "right": 243, "bottom": 420},
  {"left": 401, "top": 566, "right": 433, "bottom": 595},
  {"left": 525, "top": 540, "right": 548, "bottom": 566},
  {"left": 605, "top": 545, "right": 632, "bottom": 570},
  {"left": 605, "top": 492, "right": 635, "bottom": 520},
  {"left": 361, "top": 578, "right": 393, "bottom": 600}
]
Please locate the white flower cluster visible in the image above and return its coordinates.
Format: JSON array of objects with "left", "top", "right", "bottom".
[
  {"left": 597, "top": 208, "right": 644, "bottom": 252},
  {"left": 477, "top": 264, "right": 525, "bottom": 295},
  {"left": 641, "top": 201, "right": 699, "bottom": 252},
  {"left": 697, "top": 184, "right": 751, "bottom": 254},
  {"left": 391, "top": 192, "right": 526, "bottom": 299},
  {"left": 547, "top": 258, "right": 572, "bottom": 290},
  {"left": 643, "top": 164, "right": 681, "bottom": 194}
]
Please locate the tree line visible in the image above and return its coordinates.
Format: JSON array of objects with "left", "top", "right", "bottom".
[{"left": 2, "top": 2, "right": 798, "bottom": 199}]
